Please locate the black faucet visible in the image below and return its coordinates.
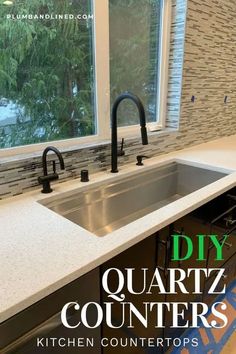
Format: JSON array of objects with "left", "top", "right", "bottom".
[
  {"left": 38, "top": 146, "right": 65, "bottom": 193},
  {"left": 111, "top": 92, "right": 148, "bottom": 173}
]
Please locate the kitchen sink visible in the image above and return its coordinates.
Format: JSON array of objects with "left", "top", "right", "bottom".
[{"left": 39, "top": 162, "right": 227, "bottom": 236}]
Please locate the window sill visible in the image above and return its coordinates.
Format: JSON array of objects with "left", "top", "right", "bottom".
[{"left": 0, "top": 128, "right": 178, "bottom": 165}]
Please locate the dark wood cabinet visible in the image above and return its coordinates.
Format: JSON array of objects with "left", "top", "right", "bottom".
[{"left": 100, "top": 187, "right": 236, "bottom": 353}]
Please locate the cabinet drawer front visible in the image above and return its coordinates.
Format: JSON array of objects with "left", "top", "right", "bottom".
[
  {"left": 208, "top": 228, "right": 236, "bottom": 268},
  {"left": 210, "top": 204, "right": 236, "bottom": 228}
]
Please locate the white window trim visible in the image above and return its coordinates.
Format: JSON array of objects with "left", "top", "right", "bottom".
[
  {"left": 93, "top": 0, "right": 110, "bottom": 140},
  {"left": 156, "top": 0, "right": 172, "bottom": 130},
  {"left": 0, "top": 0, "right": 171, "bottom": 158}
]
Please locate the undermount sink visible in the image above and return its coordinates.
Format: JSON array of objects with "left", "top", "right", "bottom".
[{"left": 39, "top": 162, "right": 227, "bottom": 236}]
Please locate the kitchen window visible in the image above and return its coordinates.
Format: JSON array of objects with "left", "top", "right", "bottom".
[{"left": 0, "top": 0, "right": 171, "bottom": 153}]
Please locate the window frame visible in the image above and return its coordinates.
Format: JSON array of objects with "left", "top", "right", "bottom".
[
  {"left": 115, "top": 0, "right": 172, "bottom": 135},
  {"left": 0, "top": 0, "right": 172, "bottom": 158}
]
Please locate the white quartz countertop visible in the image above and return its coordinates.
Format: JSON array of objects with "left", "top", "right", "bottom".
[{"left": 1, "top": 135, "right": 236, "bottom": 323}]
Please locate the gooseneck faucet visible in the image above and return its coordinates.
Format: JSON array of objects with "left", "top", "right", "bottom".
[
  {"left": 111, "top": 92, "right": 148, "bottom": 173},
  {"left": 38, "top": 146, "right": 65, "bottom": 193}
]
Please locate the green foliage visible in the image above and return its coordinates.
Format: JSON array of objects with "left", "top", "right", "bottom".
[
  {"left": 109, "top": 0, "right": 160, "bottom": 126},
  {"left": 0, "top": 0, "right": 95, "bottom": 148},
  {"left": 0, "top": 0, "right": 161, "bottom": 148}
]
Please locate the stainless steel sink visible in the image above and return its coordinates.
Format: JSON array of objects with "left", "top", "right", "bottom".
[{"left": 40, "top": 162, "right": 227, "bottom": 236}]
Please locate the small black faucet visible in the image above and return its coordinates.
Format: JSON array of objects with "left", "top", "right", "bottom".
[
  {"left": 38, "top": 146, "right": 65, "bottom": 193},
  {"left": 111, "top": 92, "right": 148, "bottom": 173}
]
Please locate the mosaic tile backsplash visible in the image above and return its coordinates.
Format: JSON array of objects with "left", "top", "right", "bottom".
[{"left": 1, "top": 0, "right": 236, "bottom": 200}]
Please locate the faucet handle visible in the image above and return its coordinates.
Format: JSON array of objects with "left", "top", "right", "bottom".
[
  {"left": 117, "top": 138, "right": 125, "bottom": 157},
  {"left": 136, "top": 155, "right": 149, "bottom": 166}
]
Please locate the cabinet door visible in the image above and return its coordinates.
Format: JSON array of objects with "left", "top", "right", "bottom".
[
  {"left": 204, "top": 254, "right": 236, "bottom": 306},
  {"left": 2, "top": 268, "right": 101, "bottom": 354},
  {"left": 101, "top": 234, "right": 165, "bottom": 354},
  {"left": 161, "top": 217, "right": 210, "bottom": 340}
]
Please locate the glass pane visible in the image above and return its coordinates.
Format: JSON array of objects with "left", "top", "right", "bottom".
[
  {"left": 109, "top": 0, "right": 161, "bottom": 127},
  {"left": 0, "top": 0, "right": 95, "bottom": 149}
]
